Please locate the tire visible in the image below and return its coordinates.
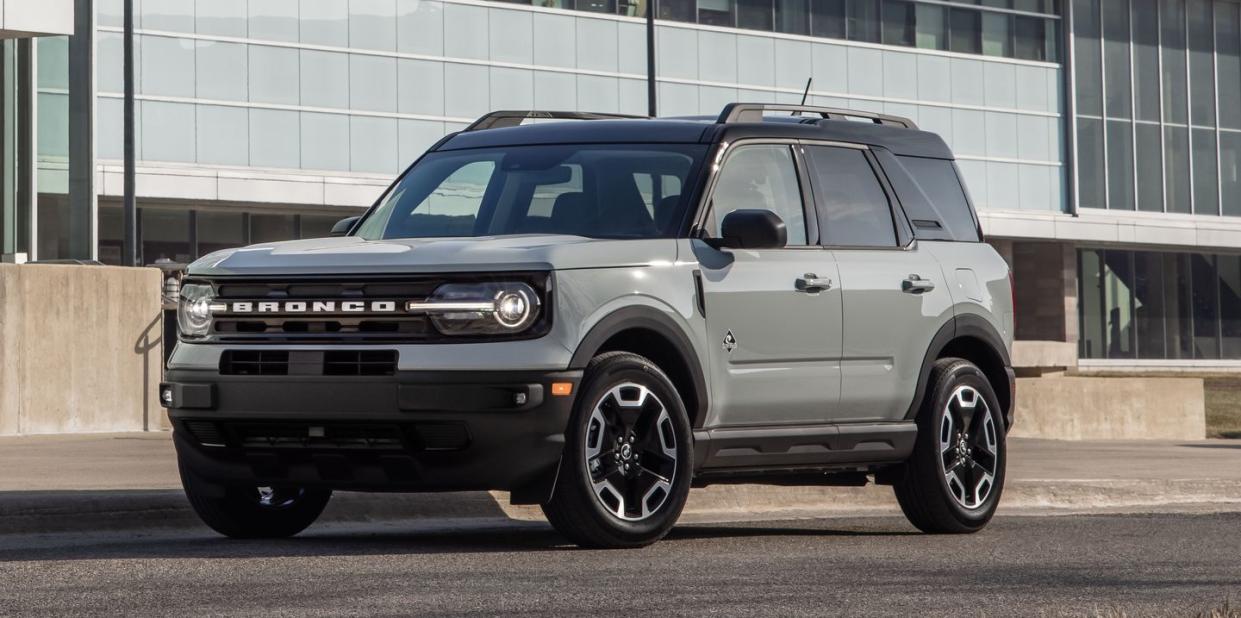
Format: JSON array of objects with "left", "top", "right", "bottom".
[
  {"left": 542, "top": 352, "right": 694, "bottom": 549},
  {"left": 179, "top": 460, "right": 332, "bottom": 539},
  {"left": 893, "top": 357, "right": 1007, "bottom": 534}
]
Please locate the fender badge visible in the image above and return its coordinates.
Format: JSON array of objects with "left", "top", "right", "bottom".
[{"left": 723, "top": 330, "right": 737, "bottom": 353}]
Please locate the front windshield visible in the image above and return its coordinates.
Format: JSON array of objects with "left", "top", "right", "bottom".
[{"left": 354, "top": 144, "right": 707, "bottom": 240}]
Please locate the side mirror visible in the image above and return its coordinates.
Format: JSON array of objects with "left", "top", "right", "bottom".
[
  {"left": 330, "top": 216, "right": 360, "bottom": 237},
  {"left": 714, "top": 209, "right": 787, "bottom": 250}
]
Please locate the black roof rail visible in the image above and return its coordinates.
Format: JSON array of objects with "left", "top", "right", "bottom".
[
  {"left": 716, "top": 103, "right": 918, "bottom": 129},
  {"left": 463, "top": 110, "right": 648, "bottom": 131}
]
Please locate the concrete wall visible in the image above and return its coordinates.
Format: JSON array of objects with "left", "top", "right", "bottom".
[
  {"left": 1010, "top": 376, "right": 1206, "bottom": 441},
  {"left": 0, "top": 264, "right": 164, "bottom": 436}
]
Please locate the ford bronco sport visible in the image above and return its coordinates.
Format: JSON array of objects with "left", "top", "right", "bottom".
[{"left": 162, "top": 103, "right": 1015, "bottom": 548}]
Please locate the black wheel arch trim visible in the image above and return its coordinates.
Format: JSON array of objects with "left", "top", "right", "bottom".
[
  {"left": 906, "top": 314, "right": 1013, "bottom": 428},
  {"left": 569, "top": 306, "right": 710, "bottom": 428}
]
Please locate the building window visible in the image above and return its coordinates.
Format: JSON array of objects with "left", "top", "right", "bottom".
[
  {"left": 1074, "top": 0, "right": 1241, "bottom": 217},
  {"left": 608, "top": 0, "right": 1061, "bottom": 60},
  {"left": 1080, "top": 248, "right": 1241, "bottom": 361}
]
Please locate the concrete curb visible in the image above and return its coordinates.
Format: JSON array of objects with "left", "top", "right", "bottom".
[{"left": 4, "top": 479, "right": 1241, "bottom": 536}]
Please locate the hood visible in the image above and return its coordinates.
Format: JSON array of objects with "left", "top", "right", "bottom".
[{"left": 186, "top": 235, "right": 680, "bottom": 277}]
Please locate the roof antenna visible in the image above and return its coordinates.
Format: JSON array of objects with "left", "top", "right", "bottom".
[{"left": 792, "top": 77, "right": 812, "bottom": 116}]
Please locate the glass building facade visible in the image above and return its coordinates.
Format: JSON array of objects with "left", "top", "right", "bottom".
[
  {"left": 499, "top": 0, "right": 1061, "bottom": 62},
  {"left": 1079, "top": 247, "right": 1241, "bottom": 360},
  {"left": 1074, "top": 0, "right": 1241, "bottom": 215}
]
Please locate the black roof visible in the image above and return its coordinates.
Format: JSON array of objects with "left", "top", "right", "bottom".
[{"left": 436, "top": 106, "right": 954, "bottom": 159}]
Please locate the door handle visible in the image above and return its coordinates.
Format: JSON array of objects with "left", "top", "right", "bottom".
[
  {"left": 796, "top": 274, "right": 833, "bottom": 293},
  {"left": 902, "top": 274, "right": 935, "bottom": 294}
]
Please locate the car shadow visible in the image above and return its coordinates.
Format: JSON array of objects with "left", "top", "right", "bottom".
[
  {"left": 0, "top": 517, "right": 916, "bottom": 563},
  {"left": 1178, "top": 442, "right": 1241, "bottom": 449}
]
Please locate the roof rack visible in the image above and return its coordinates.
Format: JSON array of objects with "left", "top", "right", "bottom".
[
  {"left": 463, "top": 110, "right": 647, "bottom": 132},
  {"left": 715, "top": 103, "right": 918, "bottom": 129}
]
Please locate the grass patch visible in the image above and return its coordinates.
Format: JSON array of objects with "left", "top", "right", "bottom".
[{"left": 1204, "top": 378, "right": 1241, "bottom": 439}]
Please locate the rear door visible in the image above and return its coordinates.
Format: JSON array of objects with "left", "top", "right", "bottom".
[
  {"left": 692, "top": 142, "right": 843, "bottom": 428},
  {"left": 801, "top": 143, "right": 952, "bottom": 423}
]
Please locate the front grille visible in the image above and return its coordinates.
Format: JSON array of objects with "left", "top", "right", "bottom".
[
  {"left": 220, "top": 350, "right": 397, "bottom": 376},
  {"left": 179, "top": 420, "right": 471, "bottom": 452},
  {"left": 324, "top": 350, "right": 398, "bottom": 376},
  {"left": 220, "top": 350, "right": 291, "bottom": 375},
  {"left": 197, "top": 274, "right": 549, "bottom": 344}
]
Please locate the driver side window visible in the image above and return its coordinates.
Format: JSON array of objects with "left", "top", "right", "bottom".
[{"left": 711, "top": 145, "right": 808, "bottom": 246}]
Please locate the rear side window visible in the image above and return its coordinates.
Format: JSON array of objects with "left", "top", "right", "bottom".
[
  {"left": 803, "top": 146, "right": 897, "bottom": 248},
  {"left": 895, "top": 155, "right": 981, "bottom": 242}
]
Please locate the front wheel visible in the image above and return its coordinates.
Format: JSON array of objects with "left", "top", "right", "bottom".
[
  {"left": 179, "top": 461, "right": 332, "bottom": 539},
  {"left": 893, "top": 357, "right": 1006, "bottom": 534},
  {"left": 541, "top": 352, "right": 694, "bottom": 548}
]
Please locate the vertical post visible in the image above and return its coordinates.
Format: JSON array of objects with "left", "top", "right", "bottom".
[
  {"left": 123, "top": 0, "right": 137, "bottom": 266},
  {"left": 646, "top": 0, "right": 657, "bottom": 118},
  {"left": 69, "top": 0, "right": 97, "bottom": 260}
]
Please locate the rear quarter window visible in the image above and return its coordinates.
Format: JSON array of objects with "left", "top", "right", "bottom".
[{"left": 886, "top": 153, "right": 981, "bottom": 242}]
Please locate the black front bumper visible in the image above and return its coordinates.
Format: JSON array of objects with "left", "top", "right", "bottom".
[{"left": 163, "top": 368, "right": 581, "bottom": 499}]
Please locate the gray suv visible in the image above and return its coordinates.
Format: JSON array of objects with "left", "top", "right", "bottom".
[{"left": 162, "top": 103, "right": 1015, "bottom": 548}]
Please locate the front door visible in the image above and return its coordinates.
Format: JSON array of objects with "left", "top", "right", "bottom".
[{"left": 693, "top": 143, "right": 843, "bottom": 428}]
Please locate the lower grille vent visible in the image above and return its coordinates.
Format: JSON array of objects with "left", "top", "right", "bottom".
[{"left": 220, "top": 350, "right": 396, "bottom": 376}]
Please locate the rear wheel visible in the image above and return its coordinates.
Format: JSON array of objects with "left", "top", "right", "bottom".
[
  {"left": 542, "top": 352, "right": 693, "bottom": 548},
  {"left": 179, "top": 461, "right": 332, "bottom": 539},
  {"left": 894, "top": 357, "right": 1006, "bottom": 533}
]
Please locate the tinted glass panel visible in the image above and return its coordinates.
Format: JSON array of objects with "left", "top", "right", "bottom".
[
  {"left": 1223, "top": 132, "right": 1241, "bottom": 217},
  {"left": 712, "top": 145, "right": 808, "bottom": 245},
  {"left": 140, "top": 207, "right": 190, "bottom": 265},
  {"left": 882, "top": 0, "right": 914, "bottom": 46},
  {"left": 1161, "top": 0, "right": 1188, "bottom": 125},
  {"left": 251, "top": 213, "right": 295, "bottom": 244},
  {"left": 810, "top": 0, "right": 846, "bottom": 37},
  {"left": 1134, "top": 251, "right": 1166, "bottom": 359},
  {"left": 949, "top": 9, "right": 981, "bottom": 54},
  {"left": 1132, "top": 0, "right": 1160, "bottom": 122},
  {"left": 1103, "top": 250, "right": 1135, "bottom": 359},
  {"left": 1165, "top": 126, "right": 1192, "bottom": 213},
  {"left": 1188, "top": 0, "right": 1215, "bottom": 127},
  {"left": 805, "top": 146, "right": 896, "bottom": 247},
  {"left": 981, "top": 13, "right": 1011, "bottom": 57},
  {"left": 896, "top": 155, "right": 980, "bottom": 242},
  {"left": 197, "top": 211, "right": 245, "bottom": 257},
  {"left": 1074, "top": 0, "right": 1102, "bottom": 118},
  {"left": 738, "top": 0, "right": 775, "bottom": 30},
  {"left": 1192, "top": 129, "right": 1218, "bottom": 215},
  {"left": 1135, "top": 124, "right": 1163, "bottom": 212},
  {"left": 1191, "top": 253, "right": 1220, "bottom": 359},
  {"left": 1106, "top": 119, "right": 1134, "bottom": 210},
  {"left": 1102, "top": 0, "right": 1131, "bottom": 119},
  {"left": 1079, "top": 249, "right": 1105, "bottom": 359},
  {"left": 846, "top": 0, "right": 880, "bottom": 42},
  {"left": 1218, "top": 2, "right": 1241, "bottom": 130},
  {"left": 1077, "top": 118, "right": 1106, "bottom": 210},
  {"left": 776, "top": 0, "right": 810, "bottom": 34},
  {"left": 1220, "top": 254, "right": 1241, "bottom": 359},
  {"left": 914, "top": 5, "right": 947, "bottom": 50}
]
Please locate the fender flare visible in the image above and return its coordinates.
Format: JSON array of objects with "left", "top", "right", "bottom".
[
  {"left": 905, "top": 314, "right": 1011, "bottom": 422},
  {"left": 569, "top": 306, "right": 710, "bottom": 427}
]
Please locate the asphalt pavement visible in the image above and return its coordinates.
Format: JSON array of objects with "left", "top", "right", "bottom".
[{"left": 1, "top": 512, "right": 1239, "bottom": 616}]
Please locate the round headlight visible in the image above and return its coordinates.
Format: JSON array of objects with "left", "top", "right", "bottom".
[
  {"left": 177, "top": 283, "right": 216, "bottom": 338},
  {"left": 494, "top": 289, "right": 533, "bottom": 328},
  {"left": 424, "top": 282, "right": 542, "bottom": 336}
]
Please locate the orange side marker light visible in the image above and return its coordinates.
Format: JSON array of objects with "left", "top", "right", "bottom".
[{"left": 551, "top": 382, "right": 573, "bottom": 397}]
